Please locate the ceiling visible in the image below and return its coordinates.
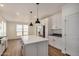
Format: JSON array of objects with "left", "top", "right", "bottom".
[{"left": 0, "top": 3, "right": 65, "bottom": 23}]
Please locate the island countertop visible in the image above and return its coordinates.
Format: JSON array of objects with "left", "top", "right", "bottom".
[{"left": 21, "top": 35, "right": 48, "bottom": 45}]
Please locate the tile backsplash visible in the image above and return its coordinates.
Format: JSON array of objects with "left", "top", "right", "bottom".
[{"left": 48, "top": 29, "right": 62, "bottom": 35}]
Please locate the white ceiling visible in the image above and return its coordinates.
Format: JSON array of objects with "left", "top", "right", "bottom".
[{"left": 0, "top": 3, "right": 65, "bottom": 23}]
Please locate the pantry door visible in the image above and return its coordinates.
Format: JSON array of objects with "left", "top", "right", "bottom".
[{"left": 65, "top": 13, "right": 79, "bottom": 56}]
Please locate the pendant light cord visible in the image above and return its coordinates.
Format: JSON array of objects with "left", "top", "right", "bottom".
[
  {"left": 29, "top": 11, "right": 33, "bottom": 26},
  {"left": 30, "top": 11, "right": 32, "bottom": 20},
  {"left": 36, "top": 3, "right": 39, "bottom": 19}
]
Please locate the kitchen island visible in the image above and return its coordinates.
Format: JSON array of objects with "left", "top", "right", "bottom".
[
  {"left": 21, "top": 35, "right": 48, "bottom": 56},
  {"left": 0, "top": 36, "right": 7, "bottom": 56}
]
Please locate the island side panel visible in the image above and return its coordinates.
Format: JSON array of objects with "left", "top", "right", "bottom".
[
  {"left": 23, "top": 43, "right": 37, "bottom": 56},
  {"left": 37, "top": 41, "right": 48, "bottom": 56},
  {"left": 23, "top": 40, "right": 48, "bottom": 56}
]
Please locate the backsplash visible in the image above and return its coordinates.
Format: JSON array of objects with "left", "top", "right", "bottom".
[{"left": 48, "top": 29, "right": 62, "bottom": 35}]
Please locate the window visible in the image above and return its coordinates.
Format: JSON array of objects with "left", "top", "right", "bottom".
[
  {"left": 23, "top": 25, "right": 28, "bottom": 35},
  {"left": 0, "top": 21, "right": 6, "bottom": 36},
  {"left": 16, "top": 24, "right": 22, "bottom": 36},
  {"left": 16, "top": 24, "right": 28, "bottom": 36}
]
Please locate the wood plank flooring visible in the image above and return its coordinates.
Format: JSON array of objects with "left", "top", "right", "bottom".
[
  {"left": 2, "top": 39, "right": 64, "bottom": 56},
  {"left": 2, "top": 39, "right": 22, "bottom": 56},
  {"left": 48, "top": 45, "right": 64, "bottom": 56}
]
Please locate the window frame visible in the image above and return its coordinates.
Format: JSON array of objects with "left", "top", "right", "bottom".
[{"left": 16, "top": 24, "right": 28, "bottom": 36}]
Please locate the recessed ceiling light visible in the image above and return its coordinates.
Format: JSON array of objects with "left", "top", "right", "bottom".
[
  {"left": 0, "top": 4, "right": 4, "bottom": 7},
  {"left": 34, "top": 16, "right": 36, "bottom": 18},
  {"left": 16, "top": 12, "right": 20, "bottom": 16}
]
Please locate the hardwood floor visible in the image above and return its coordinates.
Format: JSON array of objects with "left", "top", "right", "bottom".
[
  {"left": 48, "top": 45, "right": 64, "bottom": 56},
  {"left": 2, "top": 39, "right": 22, "bottom": 56},
  {"left": 2, "top": 39, "right": 64, "bottom": 56}
]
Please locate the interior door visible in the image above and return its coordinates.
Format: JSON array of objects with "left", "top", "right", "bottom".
[{"left": 65, "top": 13, "right": 79, "bottom": 56}]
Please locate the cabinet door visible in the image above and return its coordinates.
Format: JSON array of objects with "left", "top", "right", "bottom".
[
  {"left": 65, "top": 13, "right": 79, "bottom": 55},
  {"left": 56, "top": 12, "right": 62, "bottom": 29},
  {"left": 48, "top": 36, "right": 54, "bottom": 46},
  {"left": 37, "top": 41, "right": 48, "bottom": 56},
  {"left": 52, "top": 36, "right": 56, "bottom": 48},
  {"left": 52, "top": 14, "right": 57, "bottom": 29},
  {"left": 23, "top": 44, "right": 37, "bottom": 56},
  {"left": 48, "top": 17, "right": 52, "bottom": 29},
  {"left": 55, "top": 37, "right": 62, "bottom": 50}
]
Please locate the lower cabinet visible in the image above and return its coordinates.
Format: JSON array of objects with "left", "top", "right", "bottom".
[
  {"left": 48, "top": 36, "right": 55, "bottom": 46},
  {"left": 37, "top": 41, "right": 48, "bottom": 56},
  {"left": 0, "top": 37, "right": 7, "bottom": 56},
  {"left": 23, "top": 43, "right": 37, "bottom": 56},
  {"left": 49, "top": 36, "right": 63, "bottom": 51},
  {"left": 23, "top": 41, "right": 48, "bottom": 56}
]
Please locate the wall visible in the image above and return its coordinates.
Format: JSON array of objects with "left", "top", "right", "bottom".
[
  {"left": 7, "top": 21, "right": 17, "bottom": 39},
  {"left": 62, "top": 3, "right": 79, "bottom": 55},
  {"left": 7, "top": 21, "right": 36, "bottom": 40},
  {"left": 0, "top": 16, "right": 3, "bottom": 22}
]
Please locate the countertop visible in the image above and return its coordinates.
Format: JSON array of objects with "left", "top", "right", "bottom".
[{"left": 21, "top": 35, "right": 48, "bottom": 45}]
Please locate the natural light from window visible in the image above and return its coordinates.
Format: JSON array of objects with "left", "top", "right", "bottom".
[{"left": 16, "top": 24, "right": 28, "bottom": 36}]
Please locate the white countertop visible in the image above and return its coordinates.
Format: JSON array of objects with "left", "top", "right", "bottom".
[{"left": 21, "top": 35, "right": 48, "bottom": 45}]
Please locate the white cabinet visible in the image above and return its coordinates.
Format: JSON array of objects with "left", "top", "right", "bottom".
[
  {"left": 54, "top": 37, "right": 63, "bottom": 50},
  {"left": 23, "top": 43, "right": 37, "bottom": 56},
  {"left": 52, "top": 12, "right": 62, "bottom": 29},
  {"left": 56, "top": 12, "right": 62, "bottom": 29},
  {"left": 0, "top": 37, "right": 7, "bottom": 56},
  {"left": 23, "top": 41, "right": 48, "bottom": 56},
  {"left": 37, "top": 41, "right": 48, "bottom": 56},
  {"left": 52, "top": 14, "right": 57, "bottom": 29},
  {"left": 49, "top": 36, "right": 63, "bottom": 50},
  {"left": 48, "top": 36, "right": 55, "bottom": 46},
  {"left": 48, "top": 17, "right": 52, "bottom": 29},
  {"left": 48, "top": 12, "right": 62, "bottom": 29}
]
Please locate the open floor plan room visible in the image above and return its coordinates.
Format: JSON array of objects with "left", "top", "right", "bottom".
[
  {"left": 2, "top": 39, "right": 65, "bottom": 56},
  {"left": 0, "top": 3, "right": 79, "bottom": 56}
]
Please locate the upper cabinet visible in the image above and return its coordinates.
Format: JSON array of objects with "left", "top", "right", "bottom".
[
  {"left": 48, "top": 11, "right": 62, "bottom": 29},
  {"left": 56, "top": 12, "right": 62, "bottom": 29}
]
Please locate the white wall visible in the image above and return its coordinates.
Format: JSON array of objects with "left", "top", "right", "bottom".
[
  {"left": 0, "top": 16, "right": 3, "bottom": 22},
  {"left": 7, "top": 21, "right": 17, "bottom": 39},
  {"left": 62, "top": 3, "right": 79, "bottom": 55},
  {"left": 7, "top": 21, "right": 36, "bottom": 40}
]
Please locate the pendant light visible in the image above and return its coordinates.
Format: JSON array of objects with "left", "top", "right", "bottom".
[
  {"left": 29, "top": 11, "right": 33, "bottom": 26},
  {"left": 29, "top": 22, "right": 33, "bottom": 26},
  {"left": 35, "top": 3, "right": 40, "bottom": 24}
]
